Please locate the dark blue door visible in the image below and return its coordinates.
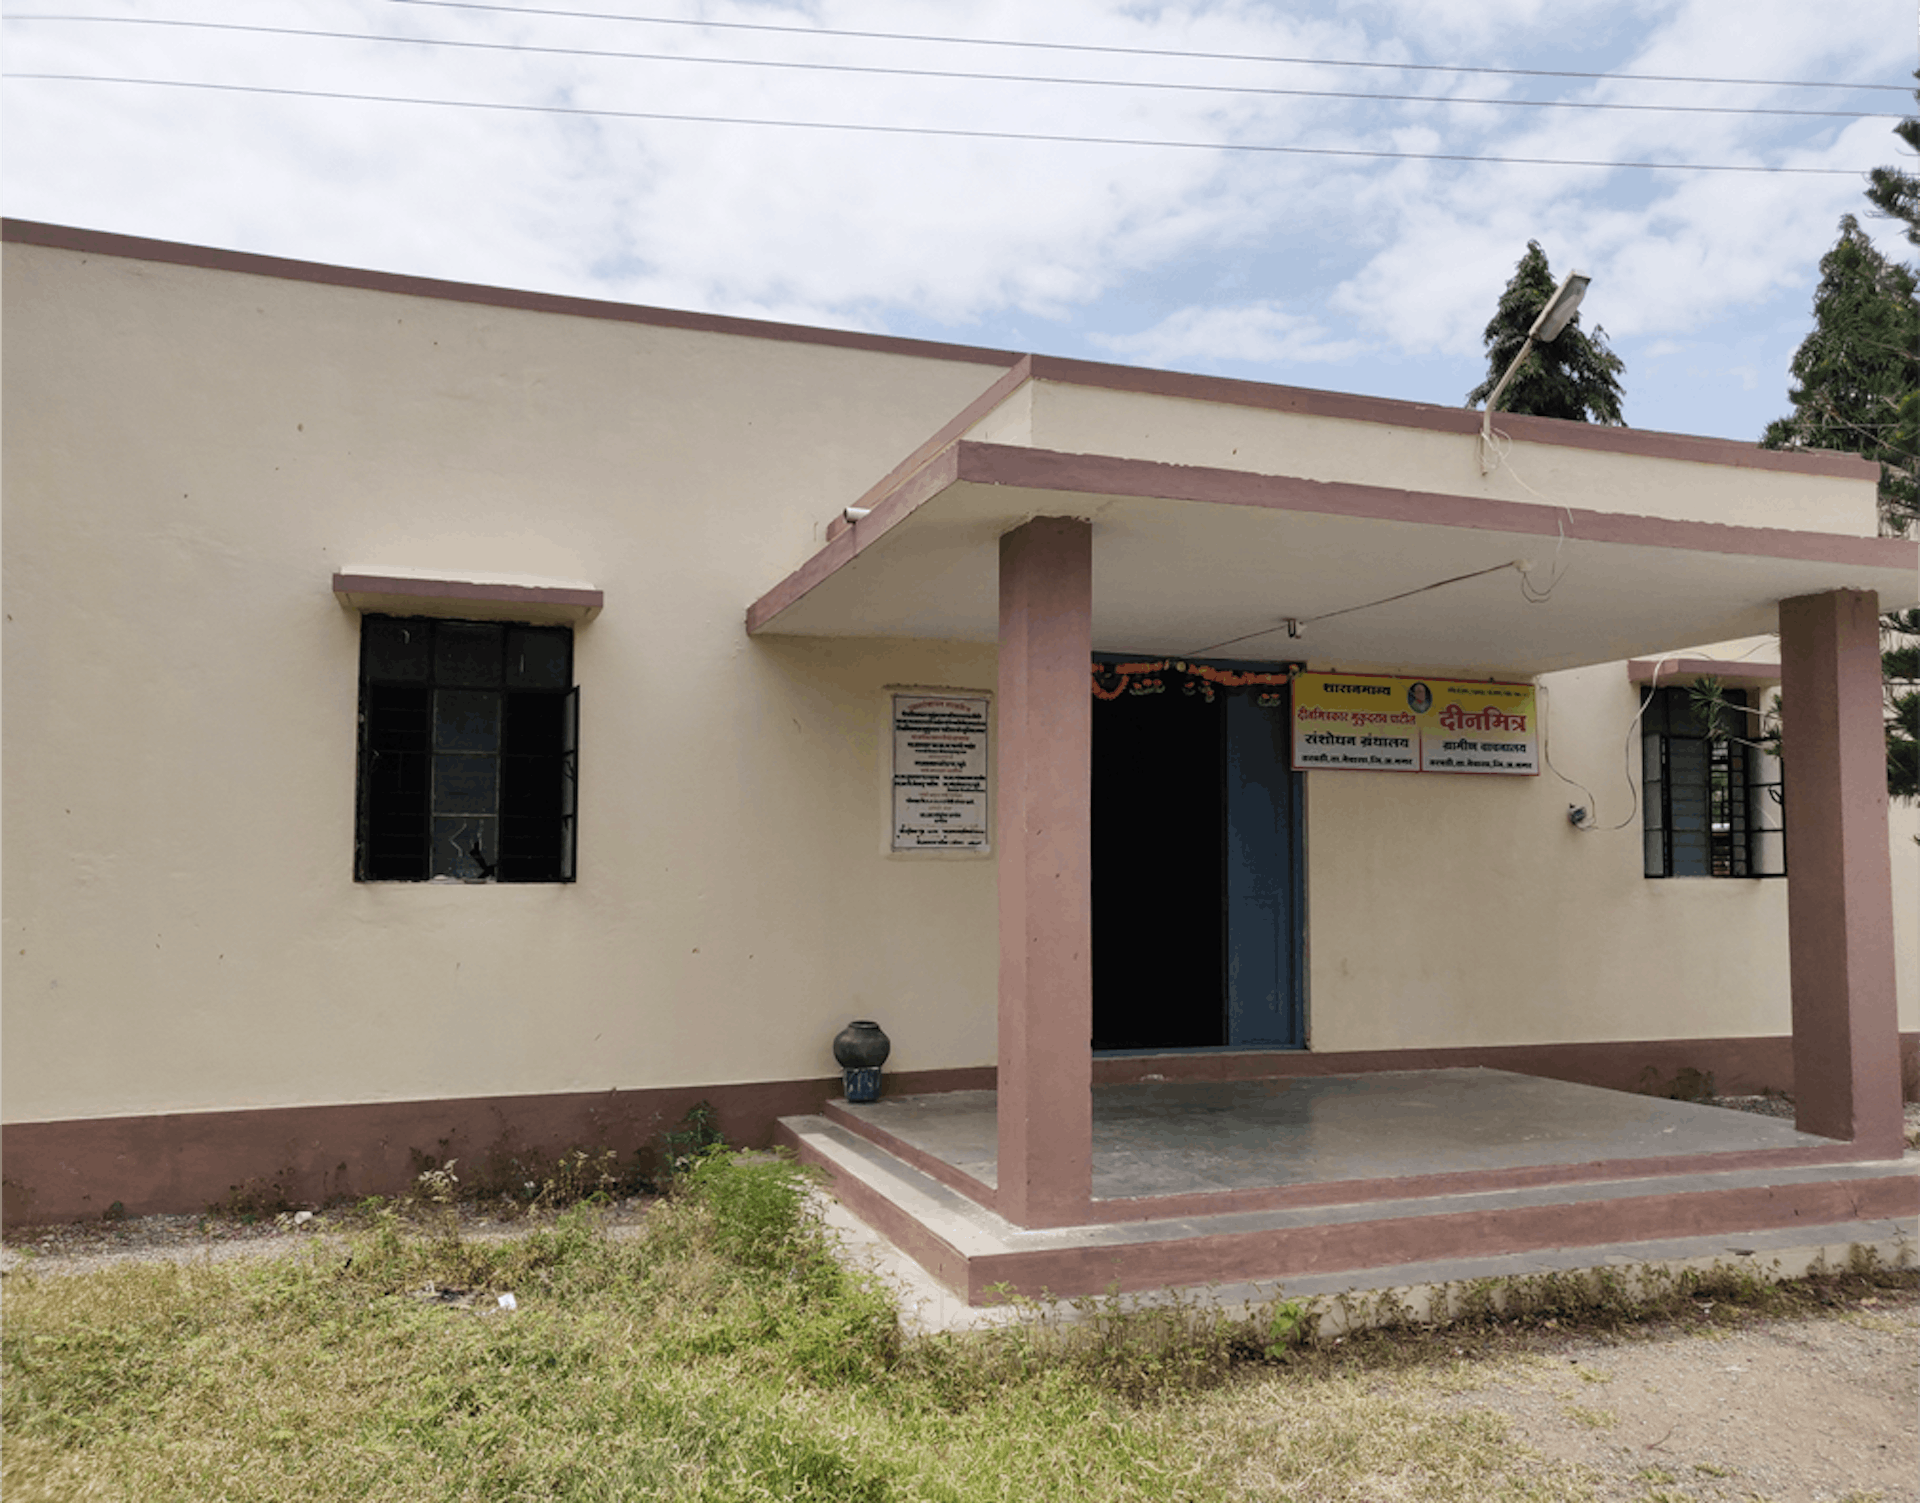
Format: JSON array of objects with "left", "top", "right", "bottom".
[{"left": 1224, "top": 692, "right": 1305, "bottom": 1048}]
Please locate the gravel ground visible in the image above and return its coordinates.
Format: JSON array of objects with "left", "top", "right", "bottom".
[{"left": 1446, "top": 1294, "right": 1919, "bottom": 1503}]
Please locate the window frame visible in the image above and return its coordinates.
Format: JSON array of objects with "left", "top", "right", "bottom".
[
  {"left": 354, "top": 614, "right": 579, "bottom": 884},
  {"left": 1641, "top": 684, "right": 1782, "bottom": 880}
]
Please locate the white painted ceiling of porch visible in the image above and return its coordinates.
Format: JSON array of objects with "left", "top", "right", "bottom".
[{"left": 755, "top": 475, "right": 1920, "bottom": 680}]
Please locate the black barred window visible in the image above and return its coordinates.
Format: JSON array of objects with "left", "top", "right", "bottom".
[
  {"left": 356, "top": 616, "right": 578, "bottom": 882},
  {"left": 1641, "top": 686, "right": 1782, "bottom": 879}
]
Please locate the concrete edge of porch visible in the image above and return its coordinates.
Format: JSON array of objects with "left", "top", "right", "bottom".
[
  {"left": 816, "top": 1186, "right": 1917, "bottom": 1339},
  {"left": 776, "top": 1115, "right": 1920, "bottom": 1309}
]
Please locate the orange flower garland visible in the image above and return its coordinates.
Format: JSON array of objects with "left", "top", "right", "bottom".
[{"left": 1091, "top": 659, "right": 1298, "bottom": 704}]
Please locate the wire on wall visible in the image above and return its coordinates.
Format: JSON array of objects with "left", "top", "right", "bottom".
[{"left": 1556, "top": 637, "right": 1780, "bottom": 834}]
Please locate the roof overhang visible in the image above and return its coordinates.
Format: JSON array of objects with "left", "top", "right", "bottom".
[{"left": 749, "top": 439, "right": 1918, "bottom": 679}]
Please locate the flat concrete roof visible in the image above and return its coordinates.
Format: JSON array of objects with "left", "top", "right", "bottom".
[{"left": 749, "top": 434, "right": 1917, "bottom": 677}]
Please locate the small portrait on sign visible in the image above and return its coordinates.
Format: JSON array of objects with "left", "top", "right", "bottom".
[{"left": 1406, "top": 681, "right": 1433, "bottom": 714}]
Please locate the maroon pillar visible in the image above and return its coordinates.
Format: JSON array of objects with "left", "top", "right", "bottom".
[
  {"left": 1778, "top": 588, "right": 1904, "bottom": 1155},
  {"left": 996, "top": 517, "right": 1094, "bottom": 1228}
]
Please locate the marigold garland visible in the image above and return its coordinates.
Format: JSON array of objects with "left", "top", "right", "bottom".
[{"left": 1091, "top": 659, "right": 1298, "bottom": 705}]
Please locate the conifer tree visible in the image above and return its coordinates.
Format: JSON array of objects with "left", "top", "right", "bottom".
[
  {"left": 1761, "top": 216, "right": 1918, "bottom": 535},
  {"left": 1865, "top": 69, "right": 1920, "bottom": 251},
  {"left": 1765, "top": 76, "right": 1920, "bottom": 799},
  {"left": 1865, "top": 78, "right": 1920, "bottom": 800},
  {"left": 1466, "top": 241, "right": 1625, "bottom": 424}
]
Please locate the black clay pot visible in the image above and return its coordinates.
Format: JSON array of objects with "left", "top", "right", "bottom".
[{"left": 832, "top": 1020, "right": 891, "bottom": 1070}]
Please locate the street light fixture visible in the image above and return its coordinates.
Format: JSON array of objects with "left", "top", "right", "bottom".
[{"left": 1479, "top": 268, "right": 1591, "bottom": 472}]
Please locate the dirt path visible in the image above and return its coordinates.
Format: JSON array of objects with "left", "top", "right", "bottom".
[
  {"left": 0, "top": 1201, "right": 657, "bottom": 1281},
  {"left": 1447, "top": 1295, "right": 1918, "bottom": 1502}
]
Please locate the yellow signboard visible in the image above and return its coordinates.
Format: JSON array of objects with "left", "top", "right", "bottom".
[
  {"left": 1292, "top": 672, "right": 1538, "bottom": 776},
  {"left": 1292, "top": 673, "right": 1419, "bottom": 770}
]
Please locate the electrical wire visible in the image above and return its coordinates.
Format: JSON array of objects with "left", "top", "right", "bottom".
[
  {"left": 0, "top": 73, "right": 1878, "bottom": 175},
  {"left": 1476, "top": 422, "right": 1579, "bottom": 603},
  {"left": 1536, "top": 679, "right": 1601, "bottom": 820},
  {"left": 1589, "top": 653, "right": 1676, "bottom": 833},
  {"left": 1573, "top": 640, "right": 1781, "bottom": 833},
  {"left": 1517, "top": 525, "right": 1569, "bottom": 602},
  {"left": 380, "top": 0, "right": 1914, "bottom": 94},
  {"left": 1186, "top": 561, "right": 1520, "bottom": 658},
  {"left": 3, "top": 15, "right": 1900, "bottom": 120}
]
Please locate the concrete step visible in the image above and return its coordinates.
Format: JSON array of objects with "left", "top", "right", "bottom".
[{"left": 777, "top": 1113, "right": 1919, "bottom": 1306}]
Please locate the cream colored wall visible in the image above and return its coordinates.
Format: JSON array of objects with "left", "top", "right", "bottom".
[
  {"left": 5, "top": 243, "right": 1910, "bottom": 1131},
  {"left": 1025, "top": 382, "right": 1880, "bottom": 538},
  {"left": 2, "top": 243, "right": 1007, "bottom": 1122},
  {"left": 1894, "top": 801, "right": 1920, "bottom": 1034},
  {"left": 1305, "top": 653, "right": 1920, "bottom": 1050}
]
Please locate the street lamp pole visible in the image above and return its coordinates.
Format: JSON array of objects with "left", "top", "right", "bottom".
[{"left": 1479, "top": 268, "right": 1591, "bottom": 473}]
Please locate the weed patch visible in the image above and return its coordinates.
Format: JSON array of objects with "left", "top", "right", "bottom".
[{"left": 7, "top": 1159, "right": 1914, "bottom": 1503}]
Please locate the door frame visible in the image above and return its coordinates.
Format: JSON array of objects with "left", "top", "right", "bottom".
[{"left": 1090, "top": 653, "right": 1308, "bottom": 1055}]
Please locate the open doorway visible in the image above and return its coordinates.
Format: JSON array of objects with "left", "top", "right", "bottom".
[{"left": 1091, "top": 661, "right": 1305, "bottom": 1053}]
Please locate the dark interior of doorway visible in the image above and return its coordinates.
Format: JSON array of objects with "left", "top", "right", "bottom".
[{"left": 1091, "top": 686, "right": 1227, "bottom": 1050}]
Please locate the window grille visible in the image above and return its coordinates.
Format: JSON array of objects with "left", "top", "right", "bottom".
[
  {"left": 355, "top": 615, "right": 577, "bottom": 882},
  {"left": 1641, "top": 685, "right": 1781, "bottom": 879}
]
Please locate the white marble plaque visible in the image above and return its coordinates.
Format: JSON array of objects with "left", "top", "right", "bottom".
[{"left": 891, "top": 694, "right": 990, "bottom": 850}]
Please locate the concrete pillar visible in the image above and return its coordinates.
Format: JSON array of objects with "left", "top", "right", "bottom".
[
  {"left": 1778, "top": 588, "right": 1905, "bottom": 1155},
  {"left": 995, "top": 517, "right": 1094, "bottom": 1227}
]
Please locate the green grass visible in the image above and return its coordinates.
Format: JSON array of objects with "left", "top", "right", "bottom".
[{"left": 3, "top": 1152, "right": 1910, "bottom": 1503}]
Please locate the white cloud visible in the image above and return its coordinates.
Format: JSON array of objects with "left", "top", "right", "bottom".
[
  {"left": 1092, "top": 300, "right": 1368, "bottom": 367},
  {"left": 2, "top": 0, "right": 1910, "bottom": 439}
]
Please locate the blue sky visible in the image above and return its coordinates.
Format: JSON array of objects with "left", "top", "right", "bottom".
[{"left": 4, "top": 0, "right": 1912, "bottom": 443}]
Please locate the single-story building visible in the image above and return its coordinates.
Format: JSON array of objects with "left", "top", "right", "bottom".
[{"left": 4, "top": 220, "right": 1915, "bottom": 1296}]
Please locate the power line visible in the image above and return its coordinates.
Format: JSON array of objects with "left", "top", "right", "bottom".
[
  {"left": 0, "top": 72, "right": 1872, "bottom": 175},
  {"left": 3, "top": 14, "right": 1900, "bottom": 120},
  {"left": 383, "top": 0, "right": 1914, "bottom": 95}
]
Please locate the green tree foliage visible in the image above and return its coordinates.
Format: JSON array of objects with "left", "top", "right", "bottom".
[
  {"left": 1761, "top": 215, "right": 1918, "bottom": 534},
  {"left": 1864, "top": 70, "right": 1920, "bottom": 251},
  {"left": 1467, "top": 240, "right": 1626, "bottom": 423},
  {"left": 1887, "top": 607, "right": 1919, "bottom": 802},
  {"left": 1866, "top": 81, "right": 1920, "bottom": 800},
  {"left": 1763, "top": 73, "right": 1920, "bottom": 800}
]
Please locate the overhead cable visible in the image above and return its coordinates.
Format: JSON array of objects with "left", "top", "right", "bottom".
[
  {"left": 1, "top": 73, "right": 1875, "bottom": 176},
  {"left": 2, "top": 14, "right": 1901, "bottom": 119},
  {"left": 378, "top": 0, "right": 1914, "bottom": 94}
]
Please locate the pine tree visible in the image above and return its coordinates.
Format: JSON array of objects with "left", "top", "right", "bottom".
[
  {"left": 1466, "top": 241, "right": 1625, "bottom": 423},
  {"left": 1864, "top": 69, "right": 1920, "bottom": 251},
  {"left": 1766, "top": 74, "right": 1920, "bottom": 800},
  {"left": 1761, "top": 216, "right": 1919, "bottom": 534}
]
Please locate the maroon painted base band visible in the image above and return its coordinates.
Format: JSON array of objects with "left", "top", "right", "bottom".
[
  {"left": 6, "top": 1035, "right": 1914, "bottom": 1228},
  {"left": 0, "top": 1066, "right": 991, "bottom": 1228}
]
